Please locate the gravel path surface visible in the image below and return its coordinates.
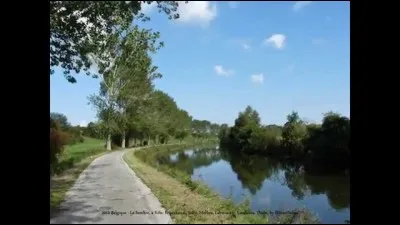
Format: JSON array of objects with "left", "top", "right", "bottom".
[{"left": 50, "top": 148, "right": 172, "bottom": 224}]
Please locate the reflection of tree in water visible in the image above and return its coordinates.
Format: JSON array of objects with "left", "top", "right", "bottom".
[
  {"left": 282, "top": 163, "right": 350, "bottom": 210},
  {"left": 303, "top": 174, "right": 350, "bottom": 210},
  {"left": 158, "top": 147, "right": 350, "bottom": 211},
  {"left": 221, "top": 148, "right": 350, "bottom": 210},
  {"left": 282, "top": 164, "right": 310, "bottom": 200},
  {"left": 220, "top": 149, "right": 281, "bottom": 195},
  {"left": 157, "top": 148, "right": 223, "bottom": 176}
]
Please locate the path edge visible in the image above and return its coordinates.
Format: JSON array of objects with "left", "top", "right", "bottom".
[{"left": 121, "top": 147, "right": 174, "bottom": 224}]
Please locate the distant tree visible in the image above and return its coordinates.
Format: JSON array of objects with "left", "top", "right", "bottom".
[
  {"left": 282, "top": 111, "right": 307, "bottom": 156},
  {"left": 307, "top": 112, "right": 350, "bottom": 165},
  {"left": 50, "top": 112, "right": 70, "bottom": 130}
]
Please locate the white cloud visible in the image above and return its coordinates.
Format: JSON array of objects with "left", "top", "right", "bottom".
[
  {"left": 214, "top": 65, "right": 234, "bottom": 76},
  {"left": 228, "top": 1, "right": 239, "bottom": 9},
  {"left": 264, "top": 34, "right": 286, "bottom": 49},
  {"left": 176, "top": 1, "right": 217, "bottom": 27},
  {"left": 140, "top": 2, "right": 156, "bottom": 14},
  {"left": 242, "top": 43, "right": 251, "bottom": 50},
  {"left": 250, "top": 73, "right": 264, "bottom": 84},
  {"left": 79, "top": 120, "right": 88, "bottom": 127},
  {"left": 293, "top": 1, "right": 312, "bottom": 12}
]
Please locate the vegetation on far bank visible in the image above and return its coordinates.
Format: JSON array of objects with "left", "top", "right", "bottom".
[
  {"left": 219, "top": 106, "right": 350, "bottom": 171},
  {"left": 126, "top": 145, "right": 319, "bottom": 224}
]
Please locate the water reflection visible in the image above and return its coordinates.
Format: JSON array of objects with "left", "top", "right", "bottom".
[{"left": 155, "top": 146, "right": 350, "bottom": 224}]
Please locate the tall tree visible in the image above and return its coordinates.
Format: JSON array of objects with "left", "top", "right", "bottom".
[
  {"left": 117, "top": 55, "right": 160, "bottom": 148},
  {"left": 50, "top": 1, "right": 181, "bottom": 83},
  {"left": 88, "top": 26, "right": 162, "bottom": 150}
]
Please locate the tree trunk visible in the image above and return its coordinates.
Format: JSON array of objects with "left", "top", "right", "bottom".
[
  {"left": 106, "top": 133, "right": 112, "bottom": 151},
  {"left": 121, "top": 131, "right": 126, "bottom": 148}
]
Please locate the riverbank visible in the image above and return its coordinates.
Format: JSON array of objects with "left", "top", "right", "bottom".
[{"left": 124, "top": 144, "right": 319, "bottom": 224}]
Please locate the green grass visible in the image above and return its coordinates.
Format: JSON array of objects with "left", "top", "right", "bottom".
[
  {"left": 124, "top": 145, "right": 319, "bottom": 224},
  {"left": 61, "top": 136, "right": 105, "bottom": 161},
  {"left": 52, "top": 136, "right": 105, "bottom": 175},
  {"left": 50, "top": 136, "right": 107, "bottom": 215}
]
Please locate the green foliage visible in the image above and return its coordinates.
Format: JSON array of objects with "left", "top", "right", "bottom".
[
  {"left": 50, "top": 112, "right": 70, "bottom": 130},
  {"left": 306, "top": 112, "right": 350, "bottom": 166},
  {"left": 51, "top": 2, "right": 218, "bottom": 151},
  {"left": 219, "top": 106, "right": 350, "bottom": 169},
  {"left": 82, "top": 122, "right": 104, "bottom": 139},
  {"left": 50, "top": 1, "right": 181, "bottom": 83},
  {"left": 220, "top": 106, "right": 264, "bottom": 153},
  {"left": 50, "top": 112, "right": 85, "bottom": 146},
  {"left": 53, "top": 137, "right": 105, "bottom": 175},
  {"left": 281, "top": 111, "right": 308, "bottom": 156},
  {"left": 50, "top": 118, "right": 68, "bottom": 175},
  {"left": 87, "top": 25, "right": 165, "bottom": 149}
]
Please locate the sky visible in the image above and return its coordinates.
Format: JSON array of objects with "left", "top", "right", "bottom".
[{"left": 50, "top": 1, "right": 350, "bottom": 127}]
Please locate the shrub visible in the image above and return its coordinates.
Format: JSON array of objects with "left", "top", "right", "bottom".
[
  {"left": 65, "top": 127, "right": 84, "bottom": 145},
  {"left": 50, "top": 118, "right": 69, "bottom": 175}
]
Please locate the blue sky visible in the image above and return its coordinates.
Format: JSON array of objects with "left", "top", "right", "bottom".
[{"left": 50, "top": 1, "right": 350, "bottom": 126}]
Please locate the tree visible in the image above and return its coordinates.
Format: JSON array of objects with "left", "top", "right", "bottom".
[
  {"left": 88, "top": 25, "right": 163, "bottom": 150},
  {"left": 174, "top": 110, "right": 192, "bottom": 143},
  {"left": 50, "top": 112, "right": 70, "bottom": 130},
  {"left": 50, "top": 1, "right": 182, "bottom": 83},
  {"left": 306, "top": 112, "right": 350, "bottom": 165},
  {"left": 282, "top": 111, "right": 307, "bottom": 156},
  {"left": 116, "top": 52, "right": 160, "bottom": 148},
  {"left": 226, "top": 106, "right": 263, "bottom": 152},
  {"left": 84, "top": 122, "right": 104, "bottom": 139}
]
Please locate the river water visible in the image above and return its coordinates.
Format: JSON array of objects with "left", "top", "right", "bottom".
[{"left": 156, "top": 146, "right": 350, "bottom": 224}]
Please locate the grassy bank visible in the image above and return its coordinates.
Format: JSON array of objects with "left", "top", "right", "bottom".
[
  {"left": 124, "top": 145, "right": 318, "bottom": 224},
  {"left": 50, "top": 137, "right": 107, "bottom": 214}
]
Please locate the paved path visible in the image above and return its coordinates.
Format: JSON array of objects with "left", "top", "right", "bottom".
[{"left": 50, "top": 148, "right": 172, "bottom": 224}]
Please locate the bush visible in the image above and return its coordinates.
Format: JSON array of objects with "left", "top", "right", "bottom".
[
  {"left": 53, "top": 158, "right": 75, "bottom": 174},
  {"left": 65, "top": 127, "right": 84, "bottom": 145},
  {"left": 50, "top": 118, "right": 69, "bottom": 175}
]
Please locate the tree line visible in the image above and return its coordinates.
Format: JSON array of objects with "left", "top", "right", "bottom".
[
  {"left": 50, "top": 109, "right": 221, "bottom": 174},
  {"left": 50, "top": 1, "right": 225, "bottom": 174},
  {"left": 83, "top": 94, "right": 222, "bottom": 148},
  {"left": 219, "top": 106, "right": 350, "bottom": 170}
]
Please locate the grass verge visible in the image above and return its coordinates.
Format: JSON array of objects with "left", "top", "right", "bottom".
[
  {"left": 124, "top": 145, "right": 319, "bottom": 224},
  {"left": 50, "top": 137, "right": 107, "bottom": 215}
]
